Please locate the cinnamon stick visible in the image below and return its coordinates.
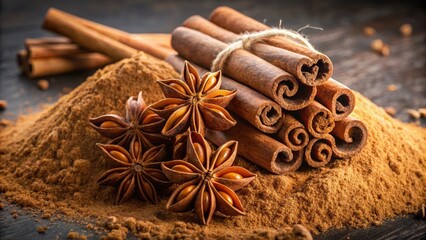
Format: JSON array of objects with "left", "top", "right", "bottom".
[
  {"left": 331, "top": 116, "right": 368, "bottom": 158},
  {"left": 209, "top": 6, "right": 333, "bottom": 86},
  {"left": 206, "top": 119, "right": 301, "bottom": 175},
  {"left": 183, "top": 15, "right": 327, "bottom": 87},
  {"left": 316, "top": 79, "right": 355, "bottom": 121},
  {"left": 25, "top": 37, "right": 71, "bottom": 46},
  {"left": 25, "top": 34, "right": 172, "bottom": 49},
  {"left": 46, "top": 8, "right": 174, "bottom": 60},
  {"left": 16, "top": 50, "right": 27, "bottom": 72},
  {"left": 304, "top": 135, "right": 334, "bottom": 168},
  {"left": 294, "top": 101, "right": 335, "bottom": 138},
  {"left": 166, "top": 54, "right": 284, "bottom": 133},
  {"left": 27, "top": 43, "right": 88, "bottom": 59},
  {"left": 24, "top": 53, "right": 111, "bottom": 78},
  {"left": 42, "top": 8, "right": 137, "bottom": 61},
  {"left": 171, "top": 26, "right": 316, "bottom": 111},
  {"left": 275, "top": 115, "right": 310, "bottom": 151}
]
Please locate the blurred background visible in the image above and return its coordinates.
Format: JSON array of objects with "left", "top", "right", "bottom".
[{"left": 1, "top": 0, "right": 425, "bottom": 123}]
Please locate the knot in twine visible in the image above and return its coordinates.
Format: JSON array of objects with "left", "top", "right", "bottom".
[{"left": 211, "top": 26, "right": 321, "bottom": 72}]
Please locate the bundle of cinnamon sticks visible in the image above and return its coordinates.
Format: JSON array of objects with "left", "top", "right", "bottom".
[{"left": 19, "top": 7, "right": 367, "bottom": 174}]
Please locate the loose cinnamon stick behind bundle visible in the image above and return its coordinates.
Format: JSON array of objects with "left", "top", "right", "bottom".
[
  {"left": 294, "top": 101, "right": 335, "bottom": 138},
  {"left": 17, "top": 50, "right": 27, "bottom": 72},
  {"left": 25, "top": 53, "right": 111, "bottom": 78},
  {"left": 166, "top": 55, "right": 284, "bottom": 133},
  {"left": 304, "top": 135, "right": 334, "bottom": 168},
  {"left": 25, "top": 37, "right": 70, "bottom": 46},
  {"left": 206, "top": 119, "right": 302, "bottom": 175},
  {"left": 171, "top": 26, "right": 316, "bottom": 111},
  {"left": 43, "top": 9, "right": 137, "bottom": 61},
  {"left": 209, "top": 6, "right": 333, "bottom": 86},
  {"left": 316, "top": 79, "right": 355, "bottom": 121},
  {"left": 46, "top": 8, "right": 173, "bottom": 60},
  {"left": 275, "top": 115, "right": 309, "bottom": 151},
  {"left": 27, "top": 43, "right": 87, "bottom": 59},
  {"left": 331, "top": 117, "right": 368, "bottom": 158},
  {"left": 183, "top": 15, "right": 326, "bottom": 88}
]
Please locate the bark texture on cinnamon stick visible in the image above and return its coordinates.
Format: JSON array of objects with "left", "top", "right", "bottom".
[
  {"left": 209, "top": 6, "right": 333, "bottom": 86},
  {"left": 304, "top": 135, "right": 334, "bottom": 168},
  {"left": 294, "top": 101, "right": 335, "bottom": 138},
  {"left": 316, "top": 79, "right": 355, "bottom": 121},
  {"left": 331, "top": 116, "right": 368, "bottom": 158},
  {"left": 166, "top": 55, "right": 284, "bottom": 133},
  {"left": 24, "top": 53, "right": 111, "bottom": 78},
  {"left": 46, "top": 8, "right": 174, "bottom": 60},
  {"left": 42, "top": 8, "right": 137, "bottom": 61},
  {"left": 183, "top": 15, "right": 327, "bottom": 88},
  {"left": 206, "top": 119, "right": 301, "bottom": 175},
  {"left": 171, "top": 26, "right": 316, "bottom": 111},
  {"left": 275, "top": 115, "right": 310, "bottom": 151}
]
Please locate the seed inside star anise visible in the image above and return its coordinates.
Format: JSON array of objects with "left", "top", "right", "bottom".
[
  {"left": 90, "top": 91, "right": 169, "bottom": 150},
  {"left": 161, "top": 131, "right": 256, "bottom": 225}
]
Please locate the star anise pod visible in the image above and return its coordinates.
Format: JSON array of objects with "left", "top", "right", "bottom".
[
  {"left": 90, "top": 91, "right": 169, "bottom": 150},
  {"left": 161, "top": 131, "right": 256, "bottom": 225},
  {"left": 149, "top": 61, "right": 237, "bottom": 137},
  {"left": 96, "top": 138, "right": 169, "bottom": 204}
]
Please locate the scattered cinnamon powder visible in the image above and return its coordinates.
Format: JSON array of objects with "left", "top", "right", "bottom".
[
  {"left": 38, "top": 79, "right": 49, "bottom": 90},
  {"left": 384, "top": 107, "right": 396, "bottom": 117},
  {"left": 0, "top": 53, "right": 425, "bottom": 238},
  {"left": 363, "top": 26, "right": 375, "bottom": 36},
  {"left": 37, "top": 225, "right": 48, "bottom": 234},
  {"left": 400, "top": 23, "right": 413, "bottom": 37},
  {"left": 0, "top": 100, "right": 7, "bottom": 109}
]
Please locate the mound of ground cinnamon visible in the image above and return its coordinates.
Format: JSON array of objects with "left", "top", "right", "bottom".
[{"left": 0, "top": 53, "right": 425, "bottom": 238}]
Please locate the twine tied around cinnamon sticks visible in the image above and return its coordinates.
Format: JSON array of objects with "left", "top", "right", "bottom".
[{"left": 211, "top": 25, "right": 321, "bottom": 72}]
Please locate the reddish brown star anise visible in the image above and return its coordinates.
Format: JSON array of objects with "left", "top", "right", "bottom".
[
  {"left": 90, "top": 91, "right": 169, "bottom": 150},
  {"left": 161, "top": 131, "right": 256, "bottom": 225},
  {"left": 149, "top": 61, "right": 237, "bottom": 138},
  {"left": 96, "top": 139, "right": 169, "bottom": 204}
]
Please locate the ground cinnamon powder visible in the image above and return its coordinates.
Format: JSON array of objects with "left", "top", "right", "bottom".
[{"left": 0, "top": 53, "right": 425, "bottom": 239}]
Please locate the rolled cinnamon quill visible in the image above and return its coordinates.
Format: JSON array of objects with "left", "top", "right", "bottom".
[
  {"left": 45, "top": 8, "right": 174, "bottom": 60},
  {"left": 27, "top": 43, "right": 88, "bottom": 59},
  {"left": 275, "top": 115, "right": 309, "bottom": 151},
  {"left": 206, "top": 119, "right": 300, "bottom": 175},
  {"left": 294, "top": 101, "right": 335, "bottom": 138},
  {"left": 166, "top": 55, "right": 283, "bottom": 133},
  {"left": 24, "top": 53, "right": 111, "bottom": 78},
  {"left": 25, "top": 37, "right": 71, "bottom": 46},
  {"left": 316, "top": 79, "right": 355, "bottom": 121},
  {"left": 171, "top": 26, "right": 316, "bottom": 111},
  {"left": 331, "top": 116, "right": 368, "bottom": 158},
  {"left": 183, "top": 15, "right": 326, "bottom": 88},
  {"left": 304, "top": 135, "right": 334, "bottom": 168},
  {"left": 209, "top": 6, "right": 333, "bottom": 86},
  {"left": 43, "top": 8, "right": 137, "bottom": 61},
  {"left": 17, "top": 50, "right": 27, "bottom": 72}
]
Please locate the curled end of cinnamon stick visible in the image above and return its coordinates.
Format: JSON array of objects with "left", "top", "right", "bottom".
[
  {"left": 316, "top": 79, "right": 356, "bottom": 121},
  {"left": 296, "top": 101, "right": 335, "bottom": 138},
  {"left": 275, "top": 115, "right": 309, "bottom": 151},
  {"left": 274, "top": 75, "right": 317, "bottom": 111},
  {"left": 271, "top": 149, "right": 303, "bottom": 174},
  {"left": 255, "top": 102, "right": 283, "bottom": 133},
  {"left": 297, "top": 54, "right": 333, "bottom": 86},
  {"left": 304, "top": 135, "right": 334, "bottom": 168},
  {"left": 331, "top": 117, "right": 368, "bottom": 158},
  {"left": 16, "top": 50, "right": 27, "bottom": 73}
]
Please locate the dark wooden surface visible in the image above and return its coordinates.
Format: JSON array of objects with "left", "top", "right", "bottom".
[{"left": 0, "top": 0, "right": 425, "bottom": 239}]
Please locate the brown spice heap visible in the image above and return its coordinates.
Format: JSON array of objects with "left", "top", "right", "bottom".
[{"left": 0, "top": 53, "right": 425, "bottom": 238}]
